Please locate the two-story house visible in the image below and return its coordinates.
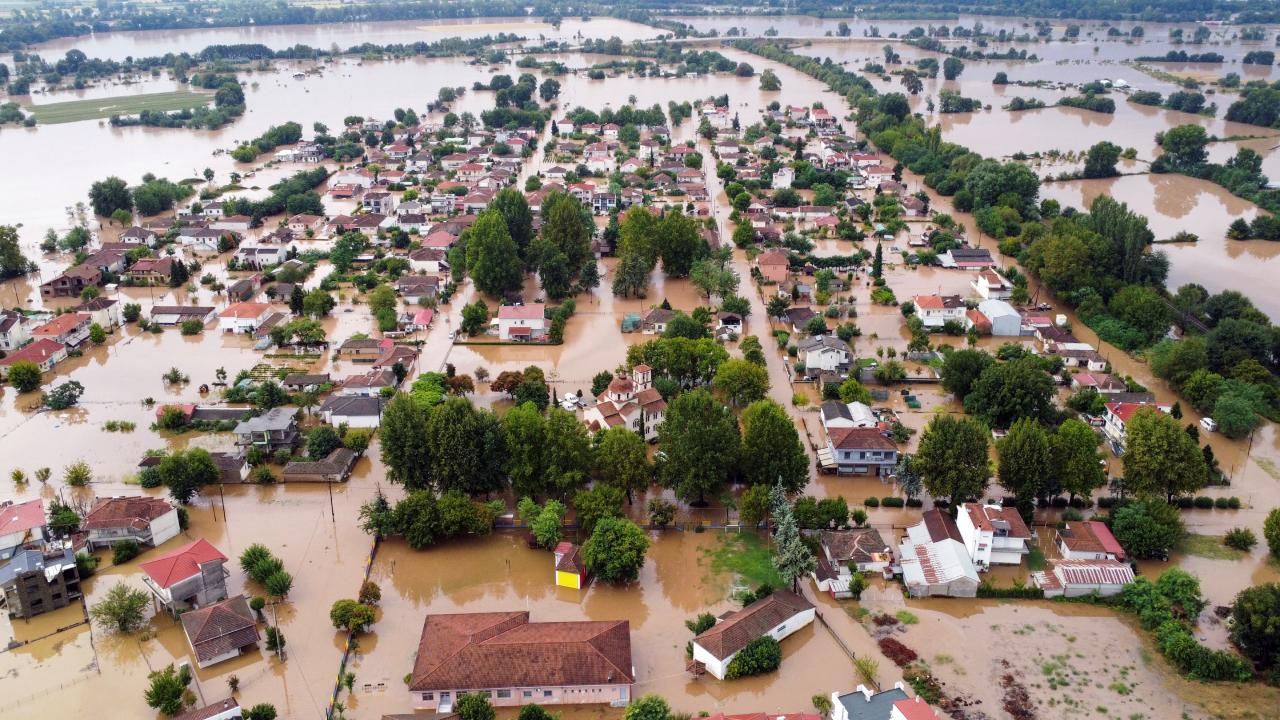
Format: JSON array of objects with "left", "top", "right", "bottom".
[
  {"left": 233, "top": 407, "right": 300, "bottom": 454},
  {"left": 956, "top": 503, "right": 1032, "bottom": 570},
  {"left": 140, "top": 538, "right": 230, "bottom": 613},
  {"left": 0, "top": 309, "right": 32, "bottom": 352},
  {"left": 497, "top": 304, "right": 548, "bottom": 341},
  {"left": 912, "top": 294, "right": 966, "bottom": 329},
  {"left": 798, "top": 335, "right": 851, "bottom": 377},
  {"left": 825, "top": 427, "right": 898, "bottom": 477},
  {"left": 32, "top": 313, "right": 92, "bottom": 348},
  {"left": 218, "top": 303, "right": 273, "bottom": 334},
  {"left": 1, "top": 544, "right": 81, "bottom": 619},
  {"left": 0, "top": 499, "right": 47, "bottom": 560},
  {"left": 83, "top": 496, "right": 181, "bottom": 550}
]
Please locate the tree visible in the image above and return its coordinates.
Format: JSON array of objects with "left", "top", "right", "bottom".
[
  {"left": 574, "top": 484, "right": 625, "bottom": 537},
  {"left": 942, "top": 57, "right": 964, "bottom": 80},
  {"left": 426, "top": 398, "right": 506, "bottom": 496},
  {"left": 739, "top": 484, "right": 770, "bottom": 527},
  {"left": 582, "top": 516, "right": 649, "bottom": 583},
  {"left": 530, "top": 500, "right": 566, "bottom": 548},
  {"left": 492, "top": 188, "right": 535, "bottom": 259},
  {"left": 997, "top": 418, "right": 1051, "bottom": 520},
  {"left": 144, "top": 664, "right": 191, "bottom": 716},
  {"left": 307, "top": 425, "right": 342, "bottom": 460},
  {"left": 1051, "top": 419, "right": 1106, "bottom": 500},
  {"left": 658, "top": 389, "right": 740, "bottom": 504},
  {"left": 1083, "top": 141, "right": 1122, "bottom": 178},
  {"left": 1111, "top": 500, "right": 1184, "bottom": 559},
  {"left": 302, "top": 288, "right": 336, "bottom": 318},
  {"left": 460, "top": 300, "right": 490, "bottom": 336},
  {"left": 916, "top": 415, "right": 990, "bottom": 503},
  {"left": 963, "top": 356, "right": 1055, "bottom": 428},
  {"left": 1213, "top": 390, "right": 1261, "bottom": 439},
  {"left": 0, "top": 225, "right": 34, "bottom": 279},
  {"left": 541, "top": 192, "right": 592, "bottom": 272},
  {"left": 759, "top": 69, "right": 782, "bottom": 91},
  {"left": 539, "top": 77, "right": 562, "bottom": 102},
  {"left": 690, "top": 257, "right": 739, "bottom": 301},
  {"left": 89, "top": 176, "right": 132, "bottom": 217},
  {"left": 380, "top": 393, "right": 432, "bottom": 490},
  {"left": 1266, "top": 508, "right": 1280, "bottom": 558},
  {"left": 90, "top": 581, "right": 150, "bottom": 632},
  {"left": 740, "top": 400, "right": 808, "bottom": 494},
  {"left": 713, "top": 358, "right": 770, "bottom": 406},
  {"left": 42, "top": 380, "right": 84, "bottom": 410},
  {"left": 1230, "top": 583, "right": 1280, "bottom": 671},
  {"left": 772, "top": 483, "right": 816, "bottom": 590},
  {"left": 466, "top": 210, "right": 523, "bottom": 297},
  {"left": 612, "top": 250, "right": 650, "bottom": 298},
  {"left": 1122, "top": 407, "right": 1207, "bottom": 501},
  {"left": 503, "top": 402, "right": 547, "bottom": 497},
  {"left": 1158, "top": 124, "right": 1209, "bottom": 169},
  {"left": 245, "top": 705, "right": 279, "bottom": 720},
  {"left": 664, "top": 313, "right": 709, "bottom": 340},
  {"left": 940, "top": 349, "right": 994, "bottom": 399},
  {"left": 624, "top": 695, "right": 671, "bottom": 720},
  {"left": 329, "top": 599, "right": 377, "bottom": 632},
  {"left": 595, "top": 426, "right": 651, "bottom": 501},
  {"left": 157, "top": 448, "right": 220, "bottom": 504},
  {"left": 7, "top": 360, "right": 41, "bottom": 392},
  {"left": 457, "top": 693, "right": 496, "bottom": 720},
  {"left": 871, "top": 242, "right": 884, "bottom": 278},
  {"left": 265, "top": 570, "right": 294, "bottom": 599}
]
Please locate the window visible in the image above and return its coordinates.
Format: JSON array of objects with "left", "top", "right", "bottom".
[
  {"left": 497, "top": 690, "right": 511, "bottom": 699},
  {"left": 522, "top": 691, "right": 533, "bottom": 699},
  {"left": 423, "top": 693, "right": 434, "bottom": 701},
  {"left": 543, "top": 691, "right": 553, "bottom": 698}
]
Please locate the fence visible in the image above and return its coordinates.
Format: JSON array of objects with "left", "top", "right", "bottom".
[{"left": 326, "top": 535, "right": 381, "bottom": 719}]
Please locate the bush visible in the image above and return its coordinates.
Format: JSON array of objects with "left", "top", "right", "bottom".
[
  {"left": 977, "top": 582, "right": 1044, "bottom": 599},
  {"left": 358, "top": 580, "right": 382, "bottom": 605},
  {"left": 1228, "top": 497, "right": 1241, "bottom": 509},
  {"left": 1223, "top": 528, "right": 1257, "bottom": 551},
  {"left": 1213, "top": 497, "right": 1231, "bottom": 509},
  {"left": 1193, "top": 496, "right": 1214, "bottom": 509},
  {"left": 112, "top": 539, "right": 140, "bottom": 565},
  {"left": 877, "top": 637, "right": 918, "bottom": 666},
  {"left": 724, "top": 635, "right": 782, "bottom": 679},
  {"left": 864, "top": 496, "right": 880, "bottom": 508},
  {"left": 880, "top": 496, "right": 905, "bottom": 508},
  {"left": 1265, "top": 508, "right": 1280, "bottom": 557},
  {"left": 1176, "top": 497, "right": 1194, "bottom": 509}
]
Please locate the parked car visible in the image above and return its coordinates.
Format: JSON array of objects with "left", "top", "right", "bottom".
[{"left": 1200, "top": 417, "right": 1218, "bottom": 432}]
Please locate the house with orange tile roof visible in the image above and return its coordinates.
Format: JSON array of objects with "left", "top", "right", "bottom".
[
  {"left": 409, "top": 611, "right": 633, "bottom": 710},
  {"left": 83, "top": 496, "right": 180, "bottom": 550},
  {"left": 0, "top": 499, "right": 48, "bottom": 560},
  {"left": 217, "top": 302, "right": 273, "bottom": 333},
  {"left": 0, "top": 338, "right": 67, "bottom": 379},
  {"left": 140, "top": 538, "right": 229, "bottom": 612},
  {"left": 690, "top": 589, "right": 814, "bottom": 680},
  {"left": 1055, "top": 521, "right": 1126, "bottom": 562},
  {"left": 32, "top": 312, "right": 91, "bottom": 347},
  {"left": 956, "top": 503, "right": 1032, "bottom": 569}
]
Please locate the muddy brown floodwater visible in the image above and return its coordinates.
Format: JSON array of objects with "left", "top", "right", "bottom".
[{"left": 5, "top": 14, "right": 1280, "bottom": 720}]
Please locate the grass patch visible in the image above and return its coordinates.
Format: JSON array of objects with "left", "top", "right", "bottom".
[
  {"left": 704, "top": 532, "right": 784, "bottom": 590},
  {"left": 1256, "top": 457, "right": 1280, "bottom": 482},
  {"left": 895, "top": 610, "right": 920, "bottom": 625},
  {"left": 27, "top": 90, "right": 211, "bottom": 124},
  {"left": 1176, "top": 533, "right": 1247, "bottom": 561},
  {"left": 1027, "top": 545, "right": 1047, "bottom": 571}
]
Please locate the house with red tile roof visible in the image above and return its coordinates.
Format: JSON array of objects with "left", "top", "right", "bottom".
[
  {"left": 1055, "top": 521, "right": 1126, "bottom": 562},
  {"left": 83, "top": 496, "right": 180, "bottom": 550},
  {"left": 409, "top": 611, "right": 633, "bottom": 710},
  {"left": 1102, "top": 401, "right": 1170, "bottom": 449},
  {"left": 0, "top": 499, "right": 47, "bottom": 560},
  {"left": 140, "top": 538, "right": 229, "bottom": 612},
  {"left": 956, "top": 503, "right": 1032, "bottom": 569},
  {"left": 181, "top": 595, "right": 260, "bottom": 668},
  {"left": 0, "top": 338, "right": 67, "bottom": 378},
  {"left": 32, "top": 312, "right": 91, "bottom": 347},
  {"left": 497, "top": 304, "right": 548, "bottom": 341},
  {"left": 217, "top": 302, "right": 273, "bottom": 333},
  {"left": 897, "top": 510, "right": 979, "bottom": 598},
  {"left": 690, "top": 589, "right": 814, "bottom": 680}
]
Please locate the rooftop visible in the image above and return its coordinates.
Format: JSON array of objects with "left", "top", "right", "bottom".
[
  {"left": 140, "top": 538, "right": 227, "bottom": 589},
  {"left": 0, "top": 499, "right": 46, "bottom": 540},
  {"left": 693, "top": 589, "right": 813, "bottom": 661}
]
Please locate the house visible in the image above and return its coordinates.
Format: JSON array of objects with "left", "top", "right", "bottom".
[
  {"left": 713, "top": 312, "right": 742, "bottom": 339},
  {"left": 211, "top": 453, "right": 250, "bottom": 484},
  {"left": 235, "top": 246, "right": 288, "bottom": 270},
  {"left": 1102, "top": 402, "right": 1169, "bottom": 449},
  {"left": 396, "top": 275, "right": 439, "bottom": 304},
  {"left": 409, "top": 611, "right": 633, "bottom": 710},
  {"left": 900, "top": 196, "right": 926, "bottom": 217},
  {"left": 938, "top": 247, "right": 994, "bottom": 269},
  {"left": 0, "top": 499, "right": 47, "bottom": 560},
  {"left": 641, "top": 308, "right": 675, "bottom": 335},
  {"left": 338, "top": 368, "right": 399, "bottom": 396},
  {"left": 32, "top": 313, "right": 91, "bottom": 348},
  {"left": 319, "top": 395, "right": 384, "bottom": 429},
  {"left": 912, "top": 295, "right": 966, "bottom": 329},
  {"left": 897, "top": 510, "right": 980, "bottom": 598},
  {"left": 212, "top": 215, "right": 252, "bottom": 233},
  {"left": 139, "top": 538, "right": 229, "bottom": 612},
  {"left": 582, "top": 366, "right": 667, "bottom": 442},
  {"left": 409, "top": 247, "right": 449, "bottom": 273},
  {"left": 171, "top": 698, "right": 242, "bottom": 720},
  {"left": 956, "top": 503, "right": 1032, "bottom": 570},
  {"left": 74, "top": 297, "right": 121, "bottom": 330},
  {"left": 1, "top": 545, "right": 81, "bottom": 619},
  {"left": 287, "top": 214, "right": 324, "bottom": 234},
  {"left": 217, "top": 302, "right": 273, "bottom": 333},
  {"left": 690, "top": 590, "right": 815, "bottom": 680},
  {"left": 825, "top": 427, "right": 898, "bottom": 477},
  {"left": 757, "top": 249, "right": 790, "bottom": 284},
  {"left": 83, "top": 496, "right": 180, "bottom": 550},
  {"left": 1056, "top": 521, "right": 1126, "bottom": 562},
  {"left": 820, "top": 401, "right": 877, "bottom": 430},
  {"left": 497, "top": 304, "right": 548, "bottom": 341},
  {"left": 1033, "top": 559, "right": 1135, "bottom": 598},
  {"left": 126, "top": 256, "right": 179, "bottom": 285},
  {"left": 553, "top": 541, "right": 587, "bottom": 589},
  {"left": 0, "top": 338, "right": 67, "bottom": 379},
  {"left": 784, "top": 307, "right": 818, "bottom": 334},
  {"left": 363, "top": 191, "right": 396, "bottom": 215},
  {"left": 815, "top": 529, "right": 892, "bottom": 597},
  {"left": 1057, "top": 347, "right": 1108, "bottom": 372},
  {"left": 181, "top": 595, "right": 260, "bottom": 668},
  {"left": 0, "top": 309, "right": 32, "bottom": 352},
  {"left": 119, "top": 226, "right": 159, "bottom": 247},
  {"left": 151, "top": 306, "right": 217, "bottom": 326},
  {"left": 282, "top": 373, "right": 330, "bottom": 392},
  {"left": 832, "top": 684, "right": 941, "bottom": 720},
  {"left": 971, "top": 269, "right": 1013, "bottom": 300},
  {"left": 178, "top": 227, "right": 233, "bottom": 252},
  {"left": 282, "top": 448, "right": 359, "bottom": 483},
  {"left": 40, "top": 265, "right": 101, "bottom": 298},
  {"left": 798, "top": 335, "right": 851, "bottom": 376},
  {"left": 234, "top": 407, "right": 300, "bottom": 454},
  {"left": 974, "top": 299, "right": 1021, "bottom": 337},
  {"left": 1071, "top": 372, "right": 1128, "bottom": 394},
  {"left": 337, "top": 337, "right": 384, "bottom": 359}
]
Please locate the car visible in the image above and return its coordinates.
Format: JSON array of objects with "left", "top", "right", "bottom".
[
  {"left": 1200, "top": 417, "right": 1218, "bottom": 432},
  {"left": 447, "top": 330, "right": 456, "bottom": 341}
]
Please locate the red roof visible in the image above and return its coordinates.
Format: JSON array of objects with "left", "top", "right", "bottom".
[
  {"left": 140, "top": 538, "right": 228, "bottom": 589},
  {"left": 1105, "top": 402, "right": 1158, "bottom": 425},
  {"left": 33, "top": 313, "right": 89, "bottom": 337},
  {"left": 963, "top": 503, "right": 1031, "bottom": 539},
  {"left": 84, "top": 496, "right": 174, "bottom": 532},
  {"left": 0, "top": 338, "right": 65, "bottom": 367},
  {"left": 0, "top": 499, "right": 46, "bottom": 538},
  {"left": 1059, "top": 521, "right": 1126, "bottom": 560},
  {"left": 893, "top": 698, "right": 943, "bottom": 720},
  {"left": 219, "top": 302, "right": 271, "bottom": 319},
  {"left": 498, "top": 304, "right": 545, "bottom": 321}
]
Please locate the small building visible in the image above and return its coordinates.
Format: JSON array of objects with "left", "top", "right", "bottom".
[
  {"left": 83, "top": 496, "right": 180, "bottom": 550},
  {"left": 956, "top": 503, "right": 1031, "bottom": 570},
  {"left": 815, "top": 529, "right": 891, "bottom": 597},
  {"left": 690, "top": 589, "right": 815, "bottom": 680},
  {"left": 820, "top": 401, "right": 877, "bottom": 430},
  {"left": 41, "top": 265, "right": 102, "bottom": 299},
  {"left": 139, "top": 538, "right": 230, "bottom": 612},
  {"left": 641, "top": 308, "right": 676, "bottom": 335},
  {"left": 282, "top": 448, "right": 358, "bottom": 483},
  {"left": 119, "top": 226, "right": 159, "bottom": 247},
  {"left": 832, "top": 683, "right": 941, "bottom": 720},
  {"left": 282, "top": 373, "right": 330, "bottom": 392},
  {"left": 553, "top": 541, "right": 587, "bottom": 589},
  {"left": 897, "top": 510, "right": 980, "bottom": 598},
  {"left": 971, "top": 269, "right": 1013, "bottom": 300},
  {"left": 938, "top": 247, "right": 994, "bottom": 269},
  {"left": 319, "top": 395, "right": 383, "bottom": 429},
  {"left": 0, "top": 309, "right": 32, "bottom": 352},
  {"left": 1102, "top": 402, "right": 1169, "bottom": 450},
  {"left": 170, "top": 698, "right": 242, "bottom": 720},
  {"left": 497, "top": 304, "right": 548, "bottom": 341},
  {"left": 74, "top": 297, "right": 121, "bottom": 330},
  {"left": 181, "top": 595, "right": 260, "bottom": 668},
  {"left": 798, "top": 335, "right": 851, "bottom": 376},
  {"left": 1056, "top": 521, "right": 1126, "bottom": 562},
  {"left": 151, "top": 306, "right": 217, "bottom": 326},
  {"left": 0, "top": 499, "right": 47, "bottom": 560},
  {"left": 912, "top": 295, "right": 965, "bottom": 329},
  {"left": 1032, "top": 559, "right": 1135, "bottom": 598},
  {"left": 218, "top": 302, "right": 273, "bottom": 333},
  {"left": 233, "top": 407, "right": 300, "bottom": 454},
  {"left": 409, "top": 611, "right": 633, "bottom": 710},
  {"left": 783, "top": 306, "right": 818, "bottom": 334},
  {"left": 975, "top": 299, "right": 1021, "bottom": 337},
  {"left": 1, "top": 545, "right": 81, "bottom": 619},
  {"left": 825, "top": 427, "right": 898, "bottom": 477}
]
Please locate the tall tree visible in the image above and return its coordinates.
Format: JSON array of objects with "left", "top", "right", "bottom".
[
  {"left": 658, "top": 388, "right": 740, "bottom": 504},
  {"left": 541, "top": 192, "right": 592, "bottom": 271},
  {"left": 740, "top": 400, "right": 808, "bottom": 494},
  {"left": 426, "top": 398, "right": 505, "bottom": 496},
  {"left": 612, "top": 250, "right": 650, "bottom": 298},
  {"left": 618, "top": 206, "right": 661, "bottom": 270},
  {"left": 465, "top": 209, "right": 523, "bottom": 297},
  {"left": 940, "top": 349, "right": 994, "bottom": 400},
  {"left": 380, "top": 393, "right": 432, "bottom": 490},
  {"left": 996, "top": 418, "right": 1051, "bottom": 521},
  {"left": 770, "top": 482, "right": 815, "bottom": 591},
  {"left": 1122, "top": 407, "right": 1207, "bottom": 501},
  {"left": 491, "top": 188, "right": 534, "bottom": 260},
  {"left": 963, "top": 356, "right": 1055, "bottom": 428},
  {"left": 0, "top": 225, "right": 34, "bottom": 279},
  {"left": 543, "top": 407, "right": 594, "bottom": 498},
  {"left": 502, "top": 402, "right": 546, "bottom": 498},
  {"left": 916, "top": 414, "right": 990, "bottom": 503},
  {"left": 1051, "top": 419, "right": 1106, "bottom": 500},
  {"left": 712, "top": 358, "right": 770, "bottom": 406},
  {"left": 657, "top": 209, "right": 702, "bottom": 277},
  {"left": 88, "top": 176, "right": 132, "bottom": 218},
  {"left": 594, "top": 426, "right": 652, "bottom": 502}
]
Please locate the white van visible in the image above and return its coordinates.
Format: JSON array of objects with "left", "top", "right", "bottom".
[{"left": 1200, "top": 417, "right": 1218, "bottom": 433}]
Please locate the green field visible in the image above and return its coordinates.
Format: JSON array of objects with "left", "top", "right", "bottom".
[{"left": 27, "top": 90, "right": 212, "bottom": 124}]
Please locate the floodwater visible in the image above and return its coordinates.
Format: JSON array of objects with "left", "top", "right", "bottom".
[{"left": 4, "top": 15, "right": 1280, "bottom": 720}]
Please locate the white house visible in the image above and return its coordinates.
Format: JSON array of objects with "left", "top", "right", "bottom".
[
  {"left": 217, "top": 302, "right": 273, "bottom": 334},
  {"left": 956, "top": 503, "right": 1032, "bottom": 570},
  {"left": 691, "top": 590, "right": 815, "bottom": 680},
  {"left": 1102, "top": 401, "right": 1169, "bottom": 449},
  {"left": 912, "top": 294, "right": 966, "bottom": 329},
  {"left": 1033, "top": 559, "right": 1134, "bottom": 598},
  {"left": 119, "top": 226, "right": 159, "bottom": 247},
  {"left": 0, "top": 309, "right": 32, "bottom": 352},
  {"left": 497, "top": 304, "right": 548, "bottom": 341},
  {"left": 74, "top": 297, "right": 122, "bottom": 330},
  {"left": 974, "top": 299, "right": 1022, "bottom": 337},
  {"left": 798, "top": 335, "right": 851, "bottom": 375},
  {"left": 898, "top": 510, "right": 980, "bottom": 598},
  {"left": 0, "top": 499, "right": 47, "bottom": 560},
  {"left": 820, "top": 401, "right": 878, "bottom": 430},
  {"left": 971, "top": 269, "right": 1013, "bottom": 300},
  {"left": 1056, "top": 521, "right": 1126, "bottom": 561},
  {"left": 319, "top": 395, "right": 384, "bottom": 429},
  {"left": 824, "top": 427, "right": 898, "bottom": 476},
  {"left": 84, "top": 496, "right": 181, "bottom": 550},
  {"left": 832, "top": 684, "right": 941, "bottom": 720}
]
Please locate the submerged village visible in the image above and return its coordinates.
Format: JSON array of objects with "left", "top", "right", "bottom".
[{"left": 5, "top": 3, "right": 1280, "bottom": 720}]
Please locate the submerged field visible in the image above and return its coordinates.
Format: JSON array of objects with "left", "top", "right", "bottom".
[{"left": 26, "top": 90, "right": 211, "bottom": 124}]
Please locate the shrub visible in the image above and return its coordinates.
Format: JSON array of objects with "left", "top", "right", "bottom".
[
  {"left": 329, "top": 598, "right": 377, "bottom": 632},
  {"left": 358, "top": 580, "right": 382, "bottom": 605},
  {"left": 686, "top": 612, "right": 717, "bottom": 635},
  {"left": 1223, "top": 528, "right": 1257, "bottom": 551},
  {"left": 111, "top": 539, "right": 140, "bottom": 565},
  {"left": 1213, "top": 497, "right": 1231, "bottom": 509},
  {"left": 880, "top": 496, "right": 905, "bottom": 508},
  {"left": 977, "top": 582, "right": 1044, "bottom": 599},
  {"left": 1193, "top": 496, "right": 1214, "bottom": 509},
  {"left": 864, "top": 496, "right": 880, "bottom": 508},
  {"left": 1228, "top": 497, "right": 1241, "bottom": 509},
  {"left": 877, "top": 637, "right": 918, "bottom": 667},
  {"left": 1265, "top": 508, "right": 1280, "bottom": 557},
  {"left": 724, "top": 635, "right": 782, "bottom": 678}
]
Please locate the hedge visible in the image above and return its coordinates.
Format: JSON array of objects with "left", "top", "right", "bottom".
[
  {"left": 724, "top": 635, "right": 782, "bottom": 679},
  {"left": 977, "top": 583, "right": 1044, "bottom": 599}
]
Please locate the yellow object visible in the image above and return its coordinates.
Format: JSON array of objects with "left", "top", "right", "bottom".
[{"left": 555, "top": 569, "right": 582, "bottom": 589}]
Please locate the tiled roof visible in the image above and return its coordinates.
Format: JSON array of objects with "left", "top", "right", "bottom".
[
  {"left": 963, "top": 503, "right": 1031, "bottom": 539},
  {"left": 140, "top": 538, "right": 227, "bottom": 589},
  {"left": 181, "top": 595, "right": 259, "bottom": 663},
  {"left": 171, "top": 699, "right": 240, "bottom": 720},
  {"left": 84, "top": 496, "right": 174, "bottom": 532},
  {"left": 693, "top": 589, "right": 813, "bottom": 661},
  {"left": 410, "top": 611, "right": 633, "bottom": 691},
  {"left": 828, "top": 427, "right": 896, "bottom": 451},
  {"left": 1058, "top": 521, "right": 1125, "bottom": 559},
  {"left": 554, "top": 542, "right": 585, "bottom": 574},
  {"left": 498, "top": 304, "right": 546, "bottom": 321},
  {"left": 0, "top": 338, "right": 65, "bottom": 367},
  {"left": 219, "top": 302, "right": 270, "bottom": 319},
  {"left": 820, "top": 529, "right": 890, "bottom": 565},
  {"left": 33, "top": 313, "right": 89, "bottom": 336},
  {"left": 0, "top": 499, "right": 46, "bottom": 538}
]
